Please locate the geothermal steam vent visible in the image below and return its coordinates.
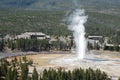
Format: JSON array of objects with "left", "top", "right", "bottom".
[{"left": 68, "top": 9, "right": 88, "bottom": 59}]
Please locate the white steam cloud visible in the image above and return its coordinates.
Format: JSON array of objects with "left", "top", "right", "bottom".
[{"left": 68, "top": 9, "right": 88, "bottom": 59}]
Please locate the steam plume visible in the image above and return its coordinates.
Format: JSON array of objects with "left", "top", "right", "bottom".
[{"left": 68, "top": 7, "right": 88, "bottom": 59}]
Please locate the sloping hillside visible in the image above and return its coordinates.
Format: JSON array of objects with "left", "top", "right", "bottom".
[
  {"left": 0, "top": 10, "right": 120, "bottom": 37},
  {"left": 0, "top": 0, "right": 120, "bottom": 11}
]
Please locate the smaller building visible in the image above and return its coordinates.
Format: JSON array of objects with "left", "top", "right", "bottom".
[
  {"left": 103, "top": 37, "right": 120, "bottom": 51},
  {"left": 87, "top": 36, "right": 103, "bottom": 49}
]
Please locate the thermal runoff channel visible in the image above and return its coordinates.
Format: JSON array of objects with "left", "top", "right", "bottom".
[{"left": 68, "top": 9, "right": 88, "bottom": 59}]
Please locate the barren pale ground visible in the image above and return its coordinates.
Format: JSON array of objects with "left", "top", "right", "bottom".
[{"left": 8, "top": 50, "right": 120, "bottom": 79}]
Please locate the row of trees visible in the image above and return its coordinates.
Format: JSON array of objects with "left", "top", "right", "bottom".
[
  {"left": 0, "top": 35, "right": 119, "bottom": 52},
  {"left": 6, "top": 38, "right": 72, "bottom": 52},
  {"left": 1, "top": 57, "right": 118, "bottom": 80},
  {"left": 7, "top": 38, "right": 50, "bottom": 51},
  {"left": 104, "top": 45, "right": 120, "bottom": 51},
  {"left": 41, "top": 68, "right": 111, "bottom": 80},
  {"left": 0, "top": 33, "right": 71, "bottom": 52}
]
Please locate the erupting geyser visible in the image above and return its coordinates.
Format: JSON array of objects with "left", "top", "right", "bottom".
[{"left": 68, "top": 9, "right": 88, "bottom": 59}]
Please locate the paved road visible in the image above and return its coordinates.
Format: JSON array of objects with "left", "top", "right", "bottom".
[
  {"left": 0, "top": 52, "right": 38, "bottom": 59},
  {"left": 0, "top": 51, "right": 70, "bottom": 59}
]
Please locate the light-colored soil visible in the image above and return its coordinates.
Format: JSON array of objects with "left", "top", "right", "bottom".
[
  {"left": 27, "top": 53, "right": 68, "bottom": 66},
  {"left": 7, "top": 50, "right": 120, "bottom": 79}
]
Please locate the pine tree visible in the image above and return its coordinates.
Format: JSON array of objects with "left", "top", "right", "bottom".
[
  {"left": 20, "top": 63, "right": 28, "bottom": 80},
  {"left": 32, "top": 67, "right": 38, "bottom": 80},
  {"left": 0, "top": 36, "right": 4, "bottom": 51},
  {"left": 12, "top": 68, "right": 18, "bottom": 80},
  {"left": 42, "top": 69, "right": 48, "bottom": 80},
  {"left": 67, "top": 70, "right": 72, "bottom": 80},
  {"left": 1, "top": 59, "right": 9, "bottom": 76},
  {"left": 6, "top": 67, "right": 12, "bottom": 80},
  {"left": 11, "top": 42, "right": 15, "bottom": 50}
]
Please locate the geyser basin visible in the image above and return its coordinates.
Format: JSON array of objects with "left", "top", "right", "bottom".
[
  {"left": 49, "top": 51, "right": 120, "bottom": 78},
  {"left": 50, "top": 53, "right": 119, "bottom": 67},
  {"left": 24, "top": 51, "right": 120, "bottom": 79}
]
